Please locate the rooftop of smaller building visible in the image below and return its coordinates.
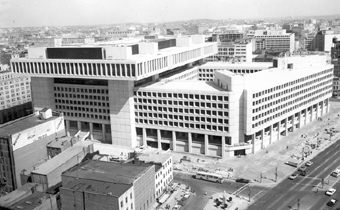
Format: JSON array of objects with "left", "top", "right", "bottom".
[
  {"left": 8, "top": 192, "right": 50, "bottom": 210},
  {"left": 46, "top": 135, "right": 73, "bottom": 149},
  {"left": 137, "top": 153, "right": 172, "bottom": 165},
  {"left": 63, "top": 160, "right": 153, "bottom": 185},
  {"left": 0, "top": 183, "right": 39, "bottom": 207},
  {"left": 32, "top": 141, "right": 93, "bottom": 175},
  {"left": 0, "top": 112, "right": 61, "bottom": 137},
  {"left": 62, "top": 179, "right": 132, "bottom": 198}
]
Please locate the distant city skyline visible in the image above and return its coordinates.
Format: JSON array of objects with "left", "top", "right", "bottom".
[{"left": 1, "top": 0, "right": 340, "bottom": 28}]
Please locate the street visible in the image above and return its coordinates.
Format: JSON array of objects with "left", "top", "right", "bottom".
[{"left": 248, "top": 138, "right": 340, "bottom": 210}]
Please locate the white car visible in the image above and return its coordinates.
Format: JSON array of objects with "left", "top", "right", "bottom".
[
  {"left": 183, "top": 191, "right": 190, "bottom": 199},
  {"left": 172, "top": 205, "right": 181, "bottom": 210},
  {"left": 305, "top": 161, "right": 313, "bottom": 166},
  {"left": 325, "top": 188, "right": 336, "bottom": 196}
]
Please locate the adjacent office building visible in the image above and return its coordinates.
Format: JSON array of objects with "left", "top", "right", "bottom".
[
  {"left": 10, "top": 37, "right": 333, "bottom": 158},
  {"left": 253, "top": 29, "right": 295, "bottom": 53},
  {"left": 205, "top": 40, "right": 253, "bottom": 62},
  {"left": 0, "top": 70, "right": 33, "bottom": 125}
]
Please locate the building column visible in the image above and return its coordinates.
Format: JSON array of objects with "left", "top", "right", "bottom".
[
  {"left": 277, "top": 121, "right": 281, "bottom": 141},
  {"left": 143, "top": 128, "right": 147, "bottom": 146},
  {"left": 326, "top": 98, "right": 330, "bottom": 113},
  {"left": 260, "top": 129, "right": 264, "bottom": 149},
  {"left": 285, "top": 118, "right": 288, "bottom": 136},
  {"left": 305, "top": 108, "right": 308, "bottom": 125},
  {"left": 310, "top": 105, "right": 313, "bottom": 122},
  {"left": 188, "top": 132, "right": 192, "bottom": 153},
  {"left": 316, "top": 103, "right": 320, "bottom": 119},
  {"left": 269, "top": 125, "right": 273, "bottom": 145},
  {"left": 77, "top": 121, "right": 81, "bottom": 131},
  {"left": 298, "top": 111, "right": 302, "bottom": 128},
  {"left": 221, "top": 136, "right": 226, "bottom": 159},
  {"left": 321, "top": 101, "right": 324, "bottom": 116},
  {"left": 172, "top": 131, "right": 176, "bottom": 151},
  {"left": 292, "top": 115, "right": 295, "bottom": 132},
  {"left": 102, "top": 124, "right": 106, "bottom": 142},
  {"left": 157, "top": 129, "right": 162, "bottom": 150},
  {"left": 89, "top": 122, "right": 94, "bottom": 140},
  {"left": 252, "top": 134, "right": 256, "bottom": 154},
  {"left": 66, "top": 120, "right": 70, "bottom": 137},
  {"left": 204, "top": 134, "right": 209, "bottom": 155}
]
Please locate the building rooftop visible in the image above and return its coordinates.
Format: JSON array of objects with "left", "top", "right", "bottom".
[
  {"left": 8, "top": 192, "right": 49, "bottom": 210},
  {"left": 201, "top": 62, "right": 273, "bottom": 69},
  {"left": 47, "top": 135, "right": 73, "bottom": 149},
  {"left": 31, "top": 141, "right": 93, "bottom": 175},
  {"left": 137, "top": 153, "right": 172, "bottom": 165},
  {"left": 138, "top": 80, "right": 224, "bottom": 92},
  {"left": 0, "top": 113, "right": 61, "bottom": 137},
  {"left": 0, "top": 183, "right": 39, "bottom": 207},
  {"left": 62, "top": 179, "right": 132, "bottom": 198},
  {"left": 63, "top": 160, "right": 153, "bottom": 185},
  {"left": 243, "top": 65, "right": 333, "bottom": 92}
]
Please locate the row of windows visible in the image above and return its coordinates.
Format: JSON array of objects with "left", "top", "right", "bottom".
[
  {"left": 55, "top": 99, "right": 109, "bottom": 107},
  {"left": 134, "top": 106, "right": 229, "bottom": 117},
  {"left": 61, "top": 111, "right": 110, "bottom": 121},
  {"left": 56, "top": 105, "right": 109, "bottom": 113},
  {"left": 54, "top": 86, "right": 108, "bottom": 94},
  {"left": 136, "top": 112, "right": 229, "bottom": 124},
  {"left": 134, "top": 91, "right": 228, "bottom": 101},
  {"left": 135, "top": 119, "right": 229, "bottom": 132},
  {"left": 55, "top": 93, "right": 109, "bottom": 101},
  {"left": 134, "top": 98, "right": 228, "bottom": 109}
]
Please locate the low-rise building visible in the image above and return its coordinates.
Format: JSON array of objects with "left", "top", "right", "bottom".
[
  {"left": 0, "top": 110, "right": 65, "bottom": 193},
  {"left": 60, "top": 160, "right": 155, "bottom": 210}
]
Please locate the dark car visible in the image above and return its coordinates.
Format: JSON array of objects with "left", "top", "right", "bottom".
[
  {"left": 235, "top": 178, "right": 250, "bottom": 183},
  {"left": 327, "top": 198, "right": 338, "bottom": 207},
  {"left": 300, "top": 170, "right": 310, "bottom": 176}
]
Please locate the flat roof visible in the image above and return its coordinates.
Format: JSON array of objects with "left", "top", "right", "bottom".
[
  {"left": 47, "top": 135, "right": 72, "bottom": 148},
  {"left": 63, "top": 179, "right": 131, "bottom": 198},
  {"left": 31, "top": 141, "right": 93, "bottom": 175},
  {"left": 200, "top": 62, "right": 273, "bottom": 69},
  {"left": 8, "top": 192, "right": 48, "bottom": 210},
  {"left": 63, "top": 160, "right": 153, "bottom": 185},
  {"left": 244, "top": 65, "right": 333, "bottom": 92},
  {"left": 0, "top": 183, "right": 38, "bottom": 207},
  {"left": 138, "top": 153, "right": 172, "bottom": 165},
  {"left": 0, "top": 114, "right": 60, "bottom": 137},
  {"left": 138, "top": 80, "right": 225, "bottom": 92}
]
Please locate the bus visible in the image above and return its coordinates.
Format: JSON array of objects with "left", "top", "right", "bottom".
[{"left": 195, "top": 172, "right": 224, "bottom": 183}]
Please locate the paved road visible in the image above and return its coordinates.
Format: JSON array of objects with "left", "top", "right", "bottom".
[
  {"left": 248, "top": 139, "right": 340, "bottom": 210},
  {"left": 174, "top": 172, "right": 267, "bottom": 210}
]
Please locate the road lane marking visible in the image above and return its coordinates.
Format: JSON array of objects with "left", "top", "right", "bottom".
[
  {"left": 251, "top": 189, "right": 264, "bottom": 199},
  {"left": 329, "top": 176, "right": 340, "bottom": 188}
]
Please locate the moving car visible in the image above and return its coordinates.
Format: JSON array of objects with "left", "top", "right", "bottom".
[
  {"left": 305, "top": 161, "right": 313, "bottom": 166},
  {"left": 289, "top": 173, "right": 299, "bottom": 180},
  {"left": 300, "top": 170, "right": 310, "bottom": 176},
  {"left": 331, "top": 169, "right": 340, "bottom": 177},
  {"left": 326, "top": 198, "right": 338, "bottom": 207},
  {"left": 325, "top": 188, "right": 336, "bottom": 196}
]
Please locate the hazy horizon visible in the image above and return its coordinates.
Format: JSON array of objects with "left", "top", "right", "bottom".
[{"left": 1, "top": 0, "right": 340, "bottom": 28}]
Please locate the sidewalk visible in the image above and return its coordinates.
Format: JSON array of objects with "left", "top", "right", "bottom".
[{"left": 171, "top": 100, "right": 340, "bottom": 189}]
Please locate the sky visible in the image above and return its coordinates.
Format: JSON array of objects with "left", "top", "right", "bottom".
[{"left": 1, "top": 0, "right": 340, "bottom": 28}]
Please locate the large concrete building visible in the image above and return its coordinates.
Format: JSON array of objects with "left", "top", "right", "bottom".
[
  {"left": 10, "top": 37, "right": 333, "bottom": 158},
  {"left": 205, "top": 40, "right": 253, "bottom": 62},
  {"left": 60, "top": 160, "right": 155, "bottom": 210},
  {"left": 253, "top": 29, "right": 295, "bottom": 53}
]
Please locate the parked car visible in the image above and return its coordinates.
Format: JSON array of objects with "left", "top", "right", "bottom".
[
  {"left": 183, "top": 191, "right": 190, "bottom": 199},
  {"left": 289, "top": 173, "right": 299, "bottom": 180},
  {"left": 172, "top": 205, "right": 181, "bottom": 210},
  {"left": 298, "top": 166, "right": 307, "bottom": 171},
  {"left": 325, "top": 188, "right": 336, "bottom": 196},
  {"left": 331, "top": 169, "right": 340, "bottom": 177},
  {"left": 305, "top": 161, "right": 313, "bottom": 166},
  {"left": 235, "top": 178, "right": 250, "bottom": 183},
  {"left": 326, "top": 198, "right": 338, "bottom": 207}
]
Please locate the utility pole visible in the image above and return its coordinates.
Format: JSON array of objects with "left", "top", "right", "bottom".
[
  {"left": 321, "top": 178, "right": 325, "bottom": 189},
  {"left": 275, "top": 167, "right": 278, "bottom": 182},
  {"left": 260, "top": 173, "right": 263, "bottom": 183},
  {"left": 248, "top": 187, "right": 251, "bottom": 202},
  {"left": 301, "top": 147, "right": 305, "bottom": 161},
  {"left": 297, "top": 198, "right": 300, "bottom": 210}
]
